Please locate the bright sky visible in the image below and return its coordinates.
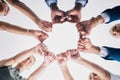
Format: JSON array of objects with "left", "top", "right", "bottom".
[{"left": 0, "top": 0, "right": 120, "bottom": 80}]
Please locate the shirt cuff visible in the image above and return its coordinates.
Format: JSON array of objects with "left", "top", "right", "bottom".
[
  {"left": 45, "top": 0, "right": 57, "bottom": 7},
  {"left": 75, "top": 0, "right": 87, "bottom": 7},
  {"left": 100, "top": 13, "right": 110, "bottom": 23},
  {"left": 99, "top": 47, "right": 108, "bottom": 57}
]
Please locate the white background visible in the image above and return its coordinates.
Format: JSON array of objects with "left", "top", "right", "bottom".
[{"left": 0, "top": 0, "right": 120, "bottom": 80}]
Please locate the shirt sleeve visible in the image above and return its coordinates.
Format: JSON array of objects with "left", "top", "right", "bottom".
[
  {"left": 45, "top": 0, "right": 57, "bottom": 7},
  {"left": 110, "top": 72, "right": 120, "bottom": 80},
  {"left": 100, "top": 12, "right": 110, "bottom": 23},
  {"left": 99, "top": 47, "right": 108, "bottom": 57},
  {"left": 75, "top": 0, "right": 88, "bottom": 7}
]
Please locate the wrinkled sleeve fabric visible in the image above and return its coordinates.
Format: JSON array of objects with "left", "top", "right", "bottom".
[
  {"left": 75, "top": 0, "right": 88, "bottom": 7},
  {"left": 100, "top": 6, "right": 120, "bottom": 24},
  {"left": 45, "top": 0, "right": 57, "bottom": 7},
  {"left": 100, "top": 46, "right": 120, "bottom": 62}
]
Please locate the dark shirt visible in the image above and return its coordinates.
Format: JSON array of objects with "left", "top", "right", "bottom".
[{"left": 0, "top": 65, "right": 25, "bottom": 80}]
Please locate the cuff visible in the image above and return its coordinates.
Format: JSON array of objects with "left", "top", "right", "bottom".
[
  {"left": 45, "top": 0, "right": 57, "bottom": 7},
  {"left": 99, "top": 47, "right": 108, "bottom": 57},
  {"left": 75, "top": 0, "right": 88, "bottom": 7},
  {"left": 100, "top": 13, "right": 110, "bottom": 23}
]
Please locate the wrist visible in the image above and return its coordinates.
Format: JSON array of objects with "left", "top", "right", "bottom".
[
  {"left": 50, "top": 3, "right": 58, "bottom": 11},
  {"left": 90, "top": 15, "right": 104, "bottom": 28},
  {"left": 74, "top": 3, "right": 82, "bottom": 11},
  {"left": 89, "top": 46, "right": 100, "bottom": 54}
]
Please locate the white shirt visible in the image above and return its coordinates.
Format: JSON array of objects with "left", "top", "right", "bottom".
[{"left": 110, "top": 72, "right": 120, "bottom": 80}]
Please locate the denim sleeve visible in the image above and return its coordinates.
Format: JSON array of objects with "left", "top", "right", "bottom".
[
  {"left": 45, "top": 0, "right": 57, "bottom": 7},
  {"left": 101, "top": 6, "right": 120, "bottom": 24},
  {"left": 101, "top": 46, "right": 120, "bottom": 62},
  {"left": 75, "top": 0, "right": 88, "bottom": 7}
]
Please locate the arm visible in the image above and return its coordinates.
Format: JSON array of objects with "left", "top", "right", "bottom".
[
  {"left": 59, "top": 64, "right": 74, "bottom": 80},
  {"left": 57, "top": 52, "right": 74, "bottom": 80},
  {"left": 101, "top": 6, "right": 120, "bottom": 23},
  {"left": 66, "top": 0, "right": 88, "bottom": 23},
  {"left": 0, "top": 21, "right": 48, "bottom": 42},
  {"left": 0, "top": 44, "right": 40, "bottom": 67},
  {"left": 6, "top": 0, "right": 52, "bottom": 32},
  {"left": 45, "top": 0, "right": 66, "bottom": 23},
  {"left": 27, "top": 61, "right": 47, "bottom": 80},
  {"left": 68, "top": 51, "right": 110, "bottom": 80},
  {"left": 27, "top": 51, "right": 55, "bottom": 80}
]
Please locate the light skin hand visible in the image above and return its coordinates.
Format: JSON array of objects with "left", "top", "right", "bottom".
[
  {"left": 30, "top": 30, "right": 48, "bottom": 43},
  {"left": 76, "top": 19, "right": 95, "bottom": 36},
  {"left": 51, "top": 9, "right": 66, "bottom": 23},
  {"left": 38, "top": 20, "right": 53, "bottom": 32},
  {"left": 66, "top": 3, "right": 82, "bottom": 23},
  {"left": 66, "top": 9, "right": 81, "bottom": 23},
  {"left": 77, "top": 38, "right": 101, "bottom": 54},
  {"left": 50, "top": 3, "right": 66, "bottom": 23}
]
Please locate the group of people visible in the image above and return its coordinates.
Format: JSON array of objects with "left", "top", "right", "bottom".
[{"left": 0, "top": 0, "right": 120, "bottom": 80}]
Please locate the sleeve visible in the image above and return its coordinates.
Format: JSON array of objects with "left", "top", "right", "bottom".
[
  {"left": 109, "top": 72, "right": 120, "bottom": 80},
  {"left": 100, "top": 46, "right": 120, "bottom": 62},
  {"left": 101, "top": 6, "right": 120, "bottom": 24},
  {"left": 45, "top": 0, "right": 57, "bottom": 7},
  {"left": 75, "top": 0, "right": 88, "bottom": 7},
  {"left": 99, "top": 47, "right": 108, "bottom": 57}
]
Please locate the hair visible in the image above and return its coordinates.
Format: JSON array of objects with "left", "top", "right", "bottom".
[
  {"left": 109, "top": 24, "right": 120, "bottom": 36},
  {"left": 0, "top": 3, "right": 4, "bottom": 12}
]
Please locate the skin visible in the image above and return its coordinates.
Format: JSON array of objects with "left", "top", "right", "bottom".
[
  {"left": 67, "top": 50, "right": 111, "bottom": 80},
  {"left": 0, "top": 0, "right": 52, "bottom": 32},
  {"left": 27, "top": 51, "right": 56, "bottom": 80},
  {"left": 57, "top": 52, "right": 74, "bottom": 80},
  {"left": 0, "top": 21, "right": 48, "bottom": 42},
  {"left": 110, "top": 24, "right": 120, "bottom": 39},
  {"left": 76, "top": 15, "right": 104, "bottom": 36}
]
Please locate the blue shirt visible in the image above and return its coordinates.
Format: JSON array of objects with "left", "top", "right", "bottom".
[{"left": 45, "top": 0, "right": 88, "bottom": 7}]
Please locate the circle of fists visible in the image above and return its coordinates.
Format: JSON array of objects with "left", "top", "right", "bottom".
[{"left": 34, "top": 43, "right": 82, "bottom": 66}]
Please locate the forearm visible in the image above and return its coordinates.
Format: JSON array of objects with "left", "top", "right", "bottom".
[
  {"left": 6, "top": 0, "right": 40, "bottom": 24},
  {"left": 77, "top": 58, "right": 110, "bottom": 80},
  {"left": 27, "top": 62, "right": 47, "bottom": 80},
  {"left": 0, "top": 21, "right": 33, "bottom": 36},
  {"left": 60, "top": 65, "right": 74, "bottom": 80},
  {"left": 88, "top": 46, "right": 101, "bottom": 55}
]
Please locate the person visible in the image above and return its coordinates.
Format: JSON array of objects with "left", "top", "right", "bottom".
[
  {"left": 68, "top": 49, "right": 120, "bottom": 80},
  {"left": 45, "top": 0, "right": 88, "bottom": 23},
  {"left": 109, "top": 24, "right": 120, "bottom": 39},
  {"left": 57, "top": 52, "right": 74, "bottom": 80},
  {"left": 77, "top": 38, "right": 120, "bottom": 62},
  {"left": 76, "top": 6, "right": 120, "bottom": 36},
  {"left": 28, "top": 51, "right": 56, "bottom": 80},
  {"left": 0, "top": 43, "right": 55, "bottom": 80},
  {"left": 0, "top": 0, "right": 52, "bottom": 32},
  {"left": 0, "top": 21, "right": 48, "bottom": 42},
  {"left": 27, "top": 43, "right": 56, "bottom": 80},
  {"left": 0, "top": 44, "right": 39, "bottom": 80}
]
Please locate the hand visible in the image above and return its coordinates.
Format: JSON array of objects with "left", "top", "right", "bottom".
[
  {"left": 33, "top": 43, "right": 48, "bottom": 55},
  {"left": 66, "top": 49, "right": 80, "bottom": 61},
  {"left": 38, "top": 20, "right": 53, "bottom": 32},
  {"left": 66, "top": 3, "right": 82, "bottom": 23},
  {"left": 76, "top": 19, "right": 96, "bottom": 36},
  {"left": 66, "top": 9, "right": 81, "bottom": 23},
  {"left": 57, "top": 52, "right": 68, "bottom": 66},
  {"left": 30, "top": 30, "right": 48, "bottom": 43},
  {"left": 43, "top": 52, "right": 56, "bottom": 66},
  {"left": 51, "top": 9, "right": 66, "bottom": 23},
  {"left": 77, "top": 38, "right": 93, "bottom": 53}
]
